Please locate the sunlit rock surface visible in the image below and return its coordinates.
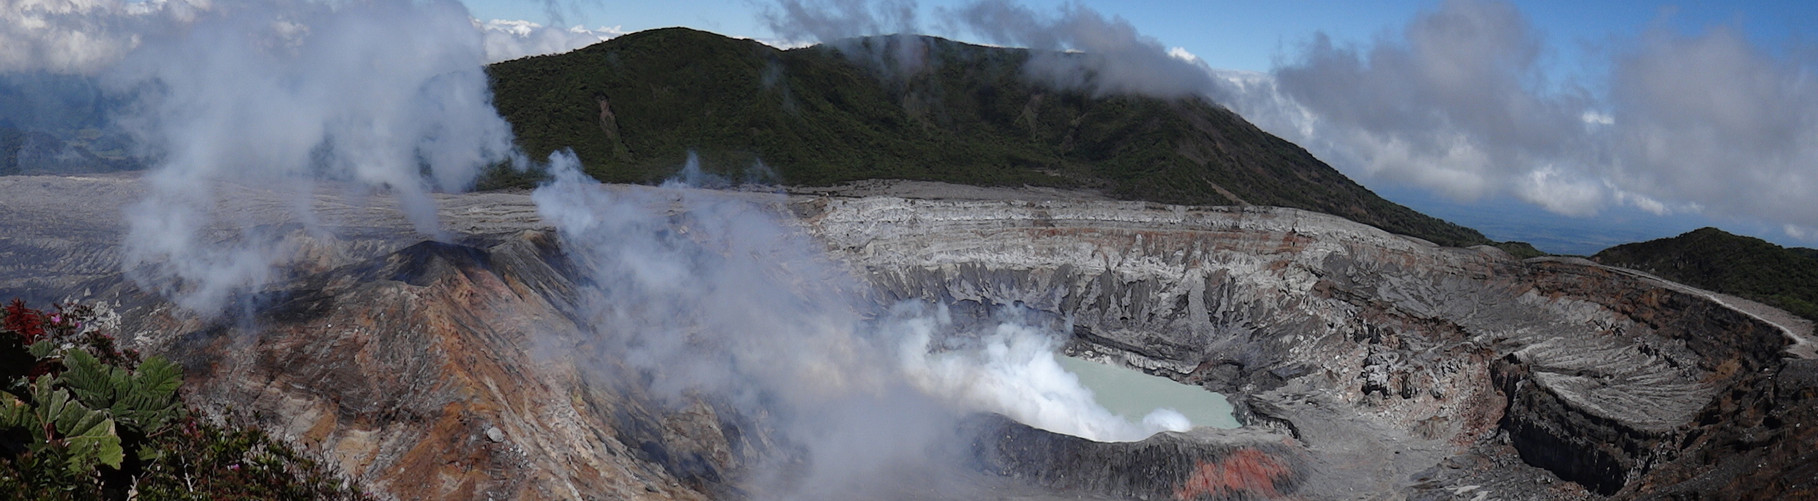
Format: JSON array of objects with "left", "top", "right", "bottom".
[{"left": 3, "top": 174, "right": 1815, "bottom": 500}]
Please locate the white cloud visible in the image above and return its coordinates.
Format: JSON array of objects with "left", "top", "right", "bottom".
[
  {"left": 0, "top": 2, "right": 626, "bottom": 72},
  {"left": 476, "top": 18, "right": 621, "bottom": 63},
  {"left": 1785, "top": 224, "right": 1812, "bottom": 241},
  {"left": 1167, "top": 46, "right": 1198, "bottom": 63},
  {"left": 1515, "top": 166, "right": 1603, "bottom": 216},
  {"left": 1608, "top": 186, "right": 1671, "bottom": 216},
  {"left": 1580, "top": 110, "right": 1614, "bottom": 126},
  {"left": 0, "top": 0, "right": 206, "bottom": 74},
  {"left": 1209, "top": 0, "right": 1818, "bottom": 234},
  {"left": 1604, "top": 24, "right": 1818, "bottom": 229}
]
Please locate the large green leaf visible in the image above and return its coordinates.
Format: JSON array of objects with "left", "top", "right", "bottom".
[
  {"left": 133, "top": 357, "right": 182, "bottom": 397},
  {"left": 58, "top": 349, "right": 124, "bottom": 412},
  {"left": 27, "top": 339, "right": 56, "bottom": 359},
  {"left": 112, "top": 356, "right": 182, "bottom": 434},
  {"left": 56, "top": 350, "right": 183, "bottom": 436},
  {"left": 61, "top": 414, "right": 122, "bottom": 473},
  {"left": 29, "top": 376, "right": 124, "bottom": 472},
  {"left": 24, "top": 375, "right": 58, "bottom": 441},
  {"left": 0, "top": 390, "right": 27, "bottom": 430}
]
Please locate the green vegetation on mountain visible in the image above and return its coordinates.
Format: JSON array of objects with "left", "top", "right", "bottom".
[
  {"left": 1594, "top": 227, "right": 1818, "bottom": 322},
  {"left": 485, "top": 27, "right": 1491, "bottom": 247},
  {"left": 1492, "top": 241, "right": 1547, "bottom": 259}
]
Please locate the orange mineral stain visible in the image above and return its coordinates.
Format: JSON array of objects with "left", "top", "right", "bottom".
[{"left": 1173, "top": 448, "right": 1291, "bottom": 500}]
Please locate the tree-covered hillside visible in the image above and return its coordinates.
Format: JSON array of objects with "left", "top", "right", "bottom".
[
  {"left": 485, "top": 28, "right": 1491, "bottom": 247},
  {"left": 1594, "top": 227, "right": 1818, "bottom": 322}
]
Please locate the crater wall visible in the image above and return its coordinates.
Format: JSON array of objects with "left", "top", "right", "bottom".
[{"left": 796, "top": 196, "right": 1809, "bottom": 498}]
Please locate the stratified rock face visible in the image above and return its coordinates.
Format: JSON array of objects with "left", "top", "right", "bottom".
[{"left": 3, "top": 175, "right": 1814, "bottom": 500}]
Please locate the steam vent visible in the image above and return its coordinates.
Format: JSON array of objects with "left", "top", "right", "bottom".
[{"left": 5, "top": 174, "right": 1818, "bottom": 500}]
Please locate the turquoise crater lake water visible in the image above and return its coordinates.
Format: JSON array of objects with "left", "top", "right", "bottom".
[{"left": 1057, "top": 356, "right": 1241, "bottom": 430}]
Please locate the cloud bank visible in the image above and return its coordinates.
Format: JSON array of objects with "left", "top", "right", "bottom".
[
  {"left": 1213, "top": 0, "right": 1818, "bottom": 237},
  {"left": 477, "top": 18, "right": 620, "bottom": 63},
  {"left": 0, "top": 0, "right": 204, "bottom": 74}
]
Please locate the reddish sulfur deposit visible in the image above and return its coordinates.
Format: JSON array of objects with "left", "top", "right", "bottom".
[{"left": 1174, "top": 448, "right": 1291, "bottom": 500}]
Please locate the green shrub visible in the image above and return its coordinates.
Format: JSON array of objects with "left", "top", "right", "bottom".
[
  {"left": 1594, "top": 227, "right": 1818, "bottom": 322},
  {"left": 0, "top": 299, "right": 369, "bottom": 500}
]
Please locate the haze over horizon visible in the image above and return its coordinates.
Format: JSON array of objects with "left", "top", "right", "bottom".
[{"left": 5, "top": 0, "right": 1816, "bottom": 254}]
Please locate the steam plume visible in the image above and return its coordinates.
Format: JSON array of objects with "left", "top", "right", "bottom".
[
  {"left": 101, "top": 0, "right": 516, "bottom": 314},
  {"left": 531, "top": 151, "right": 1188, "bottom": 494}
]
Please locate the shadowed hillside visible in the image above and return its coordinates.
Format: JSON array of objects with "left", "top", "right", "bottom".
[
  {"left": 1595, "top": 227, "right": 1818, "bottom": 322},
  {"left": 0, "top": 74, "right": 141, "bottom": 176},
  {"left": 485, "top": 27, "right": 1491, "bottom": 247}
]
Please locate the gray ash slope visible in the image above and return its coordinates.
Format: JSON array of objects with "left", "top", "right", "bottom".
[{"left": 3, "top": 174, "right": 1816, "bottom": 499}]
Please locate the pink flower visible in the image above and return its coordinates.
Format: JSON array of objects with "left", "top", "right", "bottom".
[
  {"left": 49, "top": 314, "right": 60, "bottom": 324},
  {"left": 227, "top": 463, "right": 241, "bottom": 471}
]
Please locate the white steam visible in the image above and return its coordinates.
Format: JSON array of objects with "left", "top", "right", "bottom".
[
  {"left": 530, "top": 151, "right": 1188, "bottom": 491},
  {"left": 106, "top": 0, "right": 516, "bottom": 314},
  {"left": 887, "top": 303, "right": 1189, "bottom": 442}
]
